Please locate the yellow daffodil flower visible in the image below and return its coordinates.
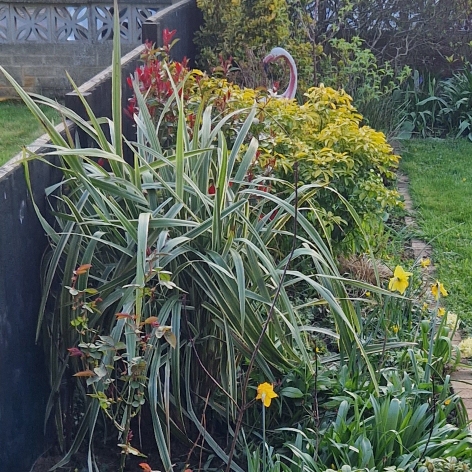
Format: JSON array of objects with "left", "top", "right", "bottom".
[
  {"left": 420, "top": 258, "right": 431, "bottom": 268},
  {"left": 431, "top": 281, "right": 448, "bottom": 300},
  {"left": 392, "top": 324, "right": 399, "bottom": 334},
  {"left": 444, "top": 399, "right": 451, "bottom": 406},
  {"left": 388, "top": 266, "right": 413, "bottom": 295},
  {"left": 256, "top": 382, "right": 278, "bottom": 408},
  {"left": 438, "top": 307, "right": 445, "bottom": 317}
]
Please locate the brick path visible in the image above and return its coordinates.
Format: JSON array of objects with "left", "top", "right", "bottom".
[{"left": 397, "top": 173, "right": 472, "bottom": 423}]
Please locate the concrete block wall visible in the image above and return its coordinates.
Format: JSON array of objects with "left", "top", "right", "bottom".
[
  {"left": 0, "top": 0, "right": 174, "bottom": 98},
  {"left": 0, "top": 42, "right": 138, "bottom": 98}
]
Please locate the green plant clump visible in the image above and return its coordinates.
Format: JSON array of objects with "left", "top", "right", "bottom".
[
  {"left": 195, "top": 77, "right": 403, "bottom": 251},
  {"left": 2, "top": 29, "right": 380, "bottom": 471},
  {"left": 2, "top": 11, "right": 472, "bottom": 472},
  {"left": 195, "top": 0, "right": 290, "bottom": 78},
  {"left": 128, "top": 43, "right": 403, "bottom": 252}
]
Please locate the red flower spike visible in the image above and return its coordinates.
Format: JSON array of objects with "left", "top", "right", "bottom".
[{"left": 208, "top": 184, "right": 216, "bottom": 195}]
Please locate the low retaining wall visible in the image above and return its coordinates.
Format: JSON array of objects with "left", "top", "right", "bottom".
[
  {"left": 0, "top": 137, "right": 61, "bottom": 472},
  {"left": 0, "top": 1, "right": 201, "bottom": 470},
  {"left": 0, "top": 0, "right": 173, "bottom": 98}
]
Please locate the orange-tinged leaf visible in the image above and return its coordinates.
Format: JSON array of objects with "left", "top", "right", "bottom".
[
  {"left": 73, "top": 370, "right": 95, "bottom": 377},
  {"left": 139, "top": 463, "right": 152, "bottom": 472},
  {"left": 115, "top": 313, "right": 135, "bottom": 320},
  {"left": 144, "top": 316, "right": 159, "bottom": 325},
  {"left": 75, "top": 263, "right": 92, "bottom": 275}
]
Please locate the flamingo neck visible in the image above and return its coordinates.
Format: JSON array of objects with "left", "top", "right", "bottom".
[{"left": 280, "top": 54, "right": 297, "bottom": 99}]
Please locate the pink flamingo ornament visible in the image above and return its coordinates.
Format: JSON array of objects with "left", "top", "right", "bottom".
[{"left": 263, "top": 47, "right": 298, "bottom": 99}]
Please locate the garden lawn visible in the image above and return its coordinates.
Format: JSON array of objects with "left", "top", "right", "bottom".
[
  {"left": 0, "top": 100, "right": 59, "bottom": 167},
  {"left": 400, "top": 139, "right": 472, "bottom": 329}
]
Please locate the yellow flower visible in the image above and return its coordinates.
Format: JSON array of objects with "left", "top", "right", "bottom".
[
  {"left": 392, "top": 324, "right": 399, "bottom": 334},
  {"left": 459, "top": 337, "right": 472, "bottom": 358},
  {"left": 422, "top": 302, "right": 429, "bottom": 311},
  {"left": 256, "top": 382, "right": 278, "bottom": 408},
  {"left": 438, "top": 307, "right": 445, "bottom": 317},
  {"left": 431, "top": 281, "right": 448, "bottom": 300},
  {"left": 388, "top": 266, "right": 413, "bottom": 295},
  {"left": 365, "top": 291, "right": 371, "bottom": 298},
  {"left": 444, "top": 398, "right": 451, "bottom": 406},
  {"left": 420, "top": 258, "right": 431, "bottom": 268}
]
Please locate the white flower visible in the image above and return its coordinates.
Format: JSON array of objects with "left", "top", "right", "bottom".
[
  {"left": 446, "top": 312, "right": 459, "bottom": 330},
  {"left": 459, "top": 337, "right": 472, "bottom": 358}
]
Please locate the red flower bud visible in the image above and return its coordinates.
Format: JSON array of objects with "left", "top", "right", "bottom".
[{"left": 67, "top": 347, "right": 83, "bottom": 357}]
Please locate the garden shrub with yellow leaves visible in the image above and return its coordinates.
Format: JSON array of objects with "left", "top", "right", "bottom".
[
  {"left": 128, "top": 46, "right": 402, "bottom": 250},
  {"left": 190, "top": 77, "right": 402, "bottom": 249}
]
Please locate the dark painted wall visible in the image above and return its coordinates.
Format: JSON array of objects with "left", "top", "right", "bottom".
[
  {"left": 142, "top": 0, "right": 203, "bottom": 67},
  {"left": 0, "top": 155, "right": 59, "bottom": 471},
  {"left": 0, "top": 1, "right": 201, "bottom": 470}
]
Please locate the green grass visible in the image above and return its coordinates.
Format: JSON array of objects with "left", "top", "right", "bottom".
[
  {"left": 400, "top": 138, "right": 472, "bottom": 328},
  {"left": 0, "top": 100, "right": 59, "bottom": 167}
]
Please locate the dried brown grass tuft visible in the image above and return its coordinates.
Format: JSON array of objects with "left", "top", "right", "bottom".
[{"left": 338, "top": 254, "right": 392, "bottom": 285}]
